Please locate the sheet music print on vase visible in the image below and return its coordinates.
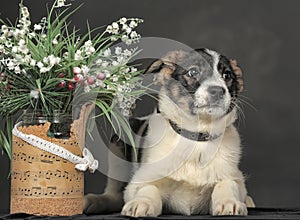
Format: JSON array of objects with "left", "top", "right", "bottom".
[{"left": 10, "top": 116, "right": 85, "bottom": 216}]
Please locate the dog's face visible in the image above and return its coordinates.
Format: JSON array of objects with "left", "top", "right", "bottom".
[{"left": 147, "top": 49, "right": 243, "bottom": 119}]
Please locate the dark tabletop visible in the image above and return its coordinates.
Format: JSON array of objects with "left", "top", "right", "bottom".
[{"left": 1, "top": 208, "right": 300, "bottom": 220}]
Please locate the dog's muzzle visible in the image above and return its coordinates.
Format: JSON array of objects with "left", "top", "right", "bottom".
[{"left": 207, "top": 86, "right": 226, "bottom": 104}]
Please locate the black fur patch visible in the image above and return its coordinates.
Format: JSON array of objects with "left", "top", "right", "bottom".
[{"left": 217, "top": 55, "right": 239, "bottom": 98}]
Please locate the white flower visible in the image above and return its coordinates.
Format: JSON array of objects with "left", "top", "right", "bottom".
[
  {"left": 103, "top": 70, "right": 110, "bottom": 78},
  {"left": 43, "top": 57, "right": 48, "bottom": 63},
  {"left": 19, "top": 29, "right": 26, "bottom": 37},
  {"left": 125, "top": 39, "right": 132, "bottom": 45},
  {"left": 1, "top": 25, "right": 8, "bottom": 31},
  {"left": 75, "top": 50, "right": 83, "bottom": 60},
  {"left": 55, "top": 57, "right": 61, "bottom": 64},
  {"left": 63, "top": 52, "right": 68, "bottom": 59},
  {"left": 110, "top": 36, "right": 118, "bottom": 42},
  {"left": 6, "top": 31, "right": 13, "bottom": 38},
  {"left": 22, "top": 20, "right": 31, "bottom": 29},
  {"left": 123, "top": 49, "right": 132, "bottom": 57},
  {"left": 48, "top": 55, "right": 60, "bottom": 66},
  {"left": 30, "top": 89, "right": 39, "bottom": 99},
  {"left": 21, "top": 7, "right": 30, "bottom": 18},
  {"left": 115, "top": 47, "right": 122, "bottom": 55},
  {"left": 130, "top": 31, "right": 138, "bottom": 39},
  {"left": 34, "top": 24, "right": 42, "bottom": 31},
  {"left": 122, "top": 23, "right": 129, "bottom": 31},
  {"left": 12, "top": 29, "right": 20, "bottom": 39},
  {"left": 7, "top": 61, "right": 15, "bottom": 70},
  {"left": 129, "top": 20, "right": 137, "bottom": 28},
  {"left": 40, "top": 66, "right": 51, "bottom": 73},
  {"left": 112, "top": 22, "right": 119, "bottom": 34},
  {"left": 84, "top": 40, "right": 93, "bottom": 47},
  {"left": 52, "top": 39, "right": 58, "bottom": 45},
  {"left": 14, "top": 66, "right": 21, "bottom": 74},
  {"left": 106, "top": 25, "right": 113, "bottom": 33},
  {"left": 5, "top": 41, "right": 12, "bottom": 48},
  {"left": 0, "top": 36, "right": 5, "bottom": 42},
  {"left": 13, "top": 28, "right": 27, "bottom": 39},
  {"left": 15, "top": 54, "right": 23, "bottom": 62},
  {"left": 18, "top": 45, "right": 29, "bottom": 54},
  {"left": 18, "top": 39, "right": 25, "bottom": 46},
  {"left": 112, "top": 22, "right": 119, "bottom": 29},
  {"left": 30, "top": 59, "right": 36, "bottom": 66},
  {"left": 119, "top": 17, "right": 127, "bottom": 24},
  {"left": 28, "top": 32, "right": 36, "bottom": 39},
  {"left": 52, "top": 34, "right": 60, "bottom": 45},
  {"left": 124, "top": 67, "right": 130, "bottom": 73},
  {"left": 37, "top": 61, "right": 44, "bottom": 68},
  {"left": 55, "top": 0, "right": 71, "bottom": 8},
  {"left": 81, "top": 65, "right": 90, "bottom": 76},
  {"left": 41, "top": 34, "right": 47, "bottom": 39},
  {"left": 112, "top": 60, "right": 119, "bottom": 66},
  {"left": 131, "top": 67, "right": 137, "bottom": 72},
  {"left": 117, "top": 56, "right": 125, "bottom": 64},
  {"left": 121, "top": 35, "right": 129, "bottom": 42},
  {"left": 24, "top": 55, "right": 31, "bottom": 64},
  {"left": 125, "top": 27, "right": 132, "bottom": 34},
  {"left": 111, "top": 75, "right": 119, "bottom": 82},
  {"left": 12, "top": 46, "right": 18, "bottom": 53},
  {"left": 85, "top": 46, "right": 95, "bottom": 56},
  {"left": 103, "top": 48, "right": 111, "bottom": 57},
  {"left": 1, "top": 25, "right": 8, "bottom": 34}
]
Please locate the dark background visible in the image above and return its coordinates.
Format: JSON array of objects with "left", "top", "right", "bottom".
[{"left": 1, "top": 0, "right": 300, "bottom": 212}]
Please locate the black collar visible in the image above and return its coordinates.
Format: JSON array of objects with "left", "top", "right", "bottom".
[{"left": 168, "top": 120, "right": 221, "bottom": 142}]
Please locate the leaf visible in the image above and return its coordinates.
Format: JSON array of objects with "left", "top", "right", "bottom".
[
  {"left": 0, "top": 116, "right": 13, "bottom": 160},
  {"left": 111, "top": 109, "right": 137, "bottom": 161}
]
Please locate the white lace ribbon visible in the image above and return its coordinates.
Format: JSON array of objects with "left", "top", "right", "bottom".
[{"left": 12, "top": 122, "right": 99, "bottom": 173}]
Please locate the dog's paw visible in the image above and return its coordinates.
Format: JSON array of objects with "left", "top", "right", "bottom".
[
  {"left": 212, "top": 199, "right": 248, "bottom": 216},
  {"left": 121, "top": 197, "right": 161, "bottom": 217},
  {"left": 84, "top": 193, "right": 123, "bottom": 214}
]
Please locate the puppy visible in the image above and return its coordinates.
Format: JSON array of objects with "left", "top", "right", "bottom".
[{"left": 84, "top": 48, "right": 255, "bottom": 217}]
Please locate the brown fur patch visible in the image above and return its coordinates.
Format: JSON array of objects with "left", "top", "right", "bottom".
[
  {"left": 230, "top": 59, "right": 244, "bottom": 93},
  {"left": 147, "top": 51, "right": 187, "bottom": 85},
  {"left": 161, "top": 50, "right": 188, "bottom": 66}
]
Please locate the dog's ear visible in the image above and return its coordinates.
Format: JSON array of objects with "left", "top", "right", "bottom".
[
  {"left": 146, "top": 50, "right": 187, "bottom": 74},
  {"left": 230, "top": 59, "right": 244, "bottom": 93},
  {"left": 146, "top": 60, "right": 164, "bottom": 73},
  {"left": 145, "top": 59, "right": 176, "bottom": 74}
]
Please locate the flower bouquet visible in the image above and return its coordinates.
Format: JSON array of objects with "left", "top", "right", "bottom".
[{"left": 0, "top": 0, "right": 144, "bottom": 215}]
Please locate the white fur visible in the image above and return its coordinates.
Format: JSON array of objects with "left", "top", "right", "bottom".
[
  {"left": 121, "top": 50, "right": 253, "bottom": 217},
  {"left": 122, "top": 103, "right": 249, "bottom": 217}
]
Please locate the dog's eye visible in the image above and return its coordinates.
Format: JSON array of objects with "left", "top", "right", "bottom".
[
  {"left": 187, "top": 67, "right": 200, "bottom": 78},
  {"left": 222, "top": 70, "right": 232, "bottom": 81}
]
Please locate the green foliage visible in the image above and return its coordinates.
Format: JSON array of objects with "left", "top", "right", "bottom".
[{"left": 0, "top": 0, "right": 145, "bottom": 159}]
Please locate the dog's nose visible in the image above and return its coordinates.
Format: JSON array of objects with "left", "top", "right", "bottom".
[{"left": 207, "top": 86, "right": 225, "bottom": 100}]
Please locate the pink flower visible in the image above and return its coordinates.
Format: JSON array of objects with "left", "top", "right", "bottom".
[
  {"left": 96, "top": 72, "right": 106, "bottom": 80},
  {"left": 73, "top": 67, "right": 81, "bottom": 75},
  {"left": 87, "top": 76, "right": 95, "bottom": 85}
]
